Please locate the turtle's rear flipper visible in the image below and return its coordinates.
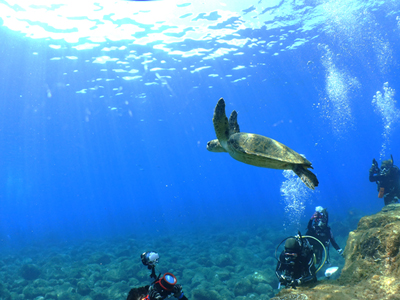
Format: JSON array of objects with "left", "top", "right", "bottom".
[{"left": 292, "top": 165, "right": 319, "bottom": 190}]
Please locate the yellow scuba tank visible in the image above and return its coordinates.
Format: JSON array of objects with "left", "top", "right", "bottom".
[{"left": 378, "top": 187, "right": 385, "bottom": 198}]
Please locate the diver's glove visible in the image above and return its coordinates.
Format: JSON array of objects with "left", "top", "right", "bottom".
[
  {"left": 148, "top": 287, "right": 163, "bottom": 300},
  {"left": 289, "top": 279, "right": 300, "bottom": 288},
  {"left": 279, "top": 275, "right": 289, "bottom": 285},
  {"left": 173, "top": 284, "right": 184, "bottom": 299},
  {"left": 337, "top": 249, "right": 344, "bottom": 256}
]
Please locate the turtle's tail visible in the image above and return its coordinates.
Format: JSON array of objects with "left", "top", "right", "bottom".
[{"left": 292, "top": 165, "right": 319, "bottom": 190}]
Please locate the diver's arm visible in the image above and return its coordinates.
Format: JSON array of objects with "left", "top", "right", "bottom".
[
  {"left": 275, "top": 262, "right": 284, "bottom": 280},
  {"left": 173, "top": 285, "right": 188, "bottom": 300},
  {"left": 306, "top": 219, "right": 313, "bottom": 231},
  {"left": 275, "top": 268, "right": 289, "bottom": 285},
  {"left": 369, "top": 159, "right": 381, "bottom": 182},
  {"left": 369, "top": 173, "right": 376, "bottom": 182},
  {"left": 369, "top": 171, "right": 381, "bottom": 182},
  {"left": 329, "top": 231, "right": 340, "bottom": 250},
  {"left": 275, "top": 255, "right": 290, "bottom": 284}
]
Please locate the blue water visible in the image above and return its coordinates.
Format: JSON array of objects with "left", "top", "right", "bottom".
[{"left": 0, "top": 0, "right": 399, "bottom": 250}]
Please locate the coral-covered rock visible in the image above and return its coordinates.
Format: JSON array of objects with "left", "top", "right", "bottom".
[
  {"left": 90, "top": 253, "right": 112, "bottom": 265},
  {"left": 0, "top": 281, "right": 11, "bottom": 300},
  {"left": 233, "top": 278, "right": 253, "bottom": 296},
  {"left": 192, "top": 288, "right": 221, "bottom": 300},
  {"left": 20, "top": 264, "right": 41, "bottom": 280},
  {"left": 213, "top": 253, "right": 234, "bottom": 267},
  {"left": 271, "top": 204, "right": 400, "bottom": 300},
  {"left": 77, "top": 281, "right": 91, "bottom": 296}
]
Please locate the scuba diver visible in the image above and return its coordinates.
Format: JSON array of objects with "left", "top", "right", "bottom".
[
  {"left": 369, "top": 155, "right": 400, "bottom": 206},
  {"left": 306, "top": 206, "right": 343, "bottom": 265},
  {"left": 127, "top": 251, "right": 188, "bottom": 300},
  {"left": 275, "top": 233, "right": 318, "bottom": 288}
]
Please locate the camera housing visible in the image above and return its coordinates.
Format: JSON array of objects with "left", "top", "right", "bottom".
[
  {"left": 141, "top": 251, "right": 159, "bottom": 268},
  {"left": 152, "top": 273, "right": 177, "bottom": 298}
]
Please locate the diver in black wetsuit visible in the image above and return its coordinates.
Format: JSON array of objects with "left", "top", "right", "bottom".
[
  {"left": 306, "top": 206, "right": 343, "bottom": 265},
  {"left": 127, "top": 251, "right": 188, "bottom": 300},
  {"left": 369, "top": 155, "right": 400, "bottom": 206},
  {"left": 275, "top": 236, "right": 317, "bottom": 288}
]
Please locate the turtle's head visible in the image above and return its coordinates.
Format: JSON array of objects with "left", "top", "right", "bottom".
[{"left": 207, "top": 139, "right": 227, "bottom": 153}]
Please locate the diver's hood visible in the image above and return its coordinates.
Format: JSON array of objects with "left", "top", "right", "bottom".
[
  {"left": 285, "top": 238, "right": 300, "bottom": 252},
  {"left": 382, "top": 160, "right": 393, "bottom": 168}
]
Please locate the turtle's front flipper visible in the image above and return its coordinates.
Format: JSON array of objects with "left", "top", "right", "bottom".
[
  {"left": 213, "top": 98, "right": 230, "bottom": 146},
  {"left": 228, "top": 110, "right": 240, "bottom": 135},
  {"left": 292, "top": 165, "right": 319, "bottom": 190}
]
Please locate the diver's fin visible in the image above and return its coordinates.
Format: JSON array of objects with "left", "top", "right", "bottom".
[
  {"left": 292, "top": 165, "right": 319, "bottom": 190},
  {"left": 325, "top": 266, "right": 339, "bottom": 278}
]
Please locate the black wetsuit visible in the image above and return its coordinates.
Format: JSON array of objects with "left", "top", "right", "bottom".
[
  {"left": 306, "top": 219, "right": 341, "bottom": 264},
  {"left": 275, "top": 241, "right": 316, "bottom": 287},
  {"left": 369, "top": 165, "right": 400, "bottom": 205}
]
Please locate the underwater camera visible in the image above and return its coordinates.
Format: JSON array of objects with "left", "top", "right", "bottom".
[{"left": 141, "top": 251, "right": 160, "bottom": 279}]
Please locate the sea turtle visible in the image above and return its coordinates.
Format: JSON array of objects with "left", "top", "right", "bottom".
[{"left": 207, "top": 98, "right": 319, "bottom": 190}]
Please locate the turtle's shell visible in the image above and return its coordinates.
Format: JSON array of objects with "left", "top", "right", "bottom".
[{"left": 227, "top": 132, "right": 311, "bottom": 170}]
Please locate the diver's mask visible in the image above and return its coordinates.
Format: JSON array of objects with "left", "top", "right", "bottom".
[
  {"left": 317, "top": 220, "right": 326, "bottom": 228},
  {"left": 312, "top": 206, "right": 324, "bottom": 220},
  {"left": 381, "top": 159, "right": 393, "bottom": 174},
  {"left": 314, "top": 213, "right": 327, "bottom": 229},
  {"left": 284, "top": 252, "right": 298, "bottom": 265},
  {"left": 380, "top": 167, "right": 390, "bottom": 175}
]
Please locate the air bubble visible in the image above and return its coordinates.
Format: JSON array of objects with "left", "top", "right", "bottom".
[
  {"left": 372, "top": 83, "right": 399, "bottom": 159},
  {"left": 280, "top": 170, "right": 313, "bottom": 230}
]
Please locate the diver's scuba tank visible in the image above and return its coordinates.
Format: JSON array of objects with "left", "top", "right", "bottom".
[{"left": 378, "top": 187, "right": 385, "bottom": 198}]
